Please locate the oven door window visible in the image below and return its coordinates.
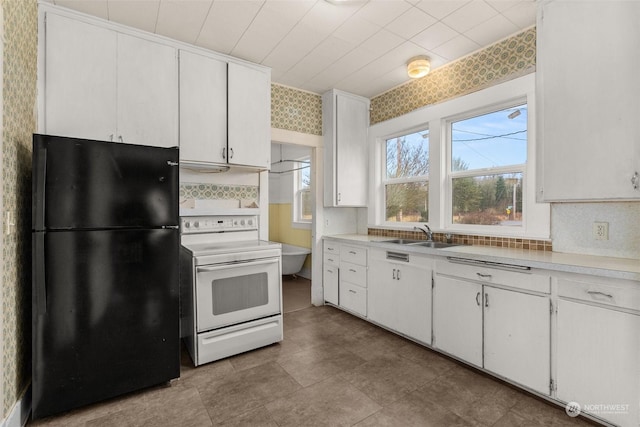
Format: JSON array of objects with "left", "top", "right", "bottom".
[
  {"left": 196, "top": 257, "right": 280, "bottom": 332},
  {"left": 212, "top": 272, "right": 269, "bottom": 315}
]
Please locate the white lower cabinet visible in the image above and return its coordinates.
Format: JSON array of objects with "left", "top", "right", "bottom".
[
  {"left": 556, "top": 275, "right": 640, "bottom": 427},
  {"left": 323, "top": 244, "right": 340, "bottom": 305},
  {"left": 484, "top": 287, "right": 550, "bottom": 394},
  {"left": 368, "top": 249, "right": 432, "bottom": 344},
  {"left": 432, "top": 276, "right": 483, "bottom": 367},
  {"left": 433, "top": 259, "right": 551, "bottom": 393},
  {"left": 339, "top": 282, "right": 367, "bottom": 317}
]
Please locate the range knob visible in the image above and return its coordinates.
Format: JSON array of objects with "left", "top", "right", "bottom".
[
  {"left": 240, "top": 219, "right": 246, "bottom": 226},
  {"left": 184, "top": 221, "right": 190, "bottom": 228},
  {"left": 248, "top": 218, "right": 254, "bottom": 226},
  {"left": 193, "top": 221, "right": 200, "bottom": 228}
]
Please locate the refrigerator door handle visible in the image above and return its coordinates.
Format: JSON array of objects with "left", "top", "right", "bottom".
[
  {"left": 34, "top": 146, "right": 47, "bottom": 230},
  {"left": 34, "top": 232, "right": 47, "bottom": 314}
]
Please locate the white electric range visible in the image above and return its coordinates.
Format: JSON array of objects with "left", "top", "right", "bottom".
[{"left": 180, "top": 213, "right": 283, "bottom": 366}]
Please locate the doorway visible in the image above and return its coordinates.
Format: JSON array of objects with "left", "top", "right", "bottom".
[{"left": 269, "top": 142, "right": 313, "bottom": 312}]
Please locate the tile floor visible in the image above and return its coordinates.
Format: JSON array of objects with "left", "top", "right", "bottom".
[{"left": 29, "top": 282, "right": 596, "bottom": 427}]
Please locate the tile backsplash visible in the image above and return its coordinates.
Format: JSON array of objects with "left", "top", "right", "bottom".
[
  {"left": 179, "top": 182, "right": 260, "bottom": 210},
  {"left": 368, "top": 228, "right": 553, "bottom": 252}
]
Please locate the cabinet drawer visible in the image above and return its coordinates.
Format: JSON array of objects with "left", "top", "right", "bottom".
[
  {"left": 340, "top": 282, "right": 367, "bottom": 317},
  {"left": 558, "top": 276, "right": 640, "bottom": 312},
  {"left": 341, "top": 245, "right": 367, "bottom": 266},
  {"left": 436, "top": 259, "right": 550, "bottom": 294},
  {"left": 324, "top": 241, "right": 340, "bottom": 255},
  {"left": 340, "top": 261, "right": 367, "bottom": 287},
  {"left": 323, "top": 253, "right": 339, "bottom": 268}
]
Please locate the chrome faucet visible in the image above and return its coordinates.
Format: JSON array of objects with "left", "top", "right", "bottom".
[{"left": 414, "top": 224, "right": 433, "bottom": 241}]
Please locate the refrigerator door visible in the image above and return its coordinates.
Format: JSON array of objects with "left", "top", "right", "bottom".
[
  {"left": 32, "top": 134, "right": 178, "bottom": 231},
  {"left": 32, "top": 228, "right": 180, "bottom": 419}
]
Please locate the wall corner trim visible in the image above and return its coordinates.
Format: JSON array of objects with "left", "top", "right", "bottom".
[{"left": 0, "top": 386, "right": 31, "bottom": 427}]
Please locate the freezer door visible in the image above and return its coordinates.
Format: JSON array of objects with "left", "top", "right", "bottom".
[
  {"left": 32, "top": 134, "right": 178, "bottom": 230},
  {"left": 32, "top": 228, "right": 180, "bottom": 419}
]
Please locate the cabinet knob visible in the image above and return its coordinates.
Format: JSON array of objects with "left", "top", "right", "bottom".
[{"left": 632, "top": 171, "right": 639, "bottom": 190}]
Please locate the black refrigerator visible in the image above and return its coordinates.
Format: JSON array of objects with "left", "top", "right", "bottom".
[{"left": 31, "top": 134, "right": 180, "bottom": 419}]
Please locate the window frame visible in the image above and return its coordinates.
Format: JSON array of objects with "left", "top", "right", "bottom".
[
  {"left": 292, "top": 157, "right": 311, "bottom": 229},
  {"left": 381, "top": 126, "right": 430, "bottom": 226},
  {"left": 368, "top": 74, "right": 549, "bottom": 239},
  {"left": 445, "top": 99, "right": 528, "bottom": 232}
]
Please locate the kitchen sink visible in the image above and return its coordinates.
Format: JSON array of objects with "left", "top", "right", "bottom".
[
  {"left": 407, "top": 241, "right": 459, "bottom": 249},
  {"left": 382, "top": 239, "right": 423, "bottom": 244},
  {"left": 383, "top": 239, "right": 459, "bottom": 249}
]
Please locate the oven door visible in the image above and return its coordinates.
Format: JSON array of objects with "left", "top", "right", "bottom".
[{"left": 195, "top": 256, "right": 281, "bottom": 332}]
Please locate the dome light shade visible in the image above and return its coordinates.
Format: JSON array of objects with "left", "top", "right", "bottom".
[{"left": 407, "top": 56, "right": 431, "bottom": 79}]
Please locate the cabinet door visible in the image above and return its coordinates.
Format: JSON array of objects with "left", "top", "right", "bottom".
[
  {"left": 484, "top": 287, "right": 550, "bottom": 394},
  {"left": 179, "top": 50, "right": 227, "bottom": 163},
  {"left": 433, "top": 276, "right": 483, "bottom": 367},
  {"left": 117, "top": 34, "right": 178, "bottom": 148},
  {"left": 44, "top": 13, "right": 117, "bottom": 141},
  {"left": 538, "top": 1, "right": 640, "bottom": 200},
  {"left": 557, "top": 299, "right": 640, "bottom": 427},
  {"left": 228, "top": 62, "right": 270, "bottom": 168},
  {"left": 368, "top": 261, "right": 398, "bottom": 330},
  {"left": 395, "top": 264, "right": 431, "bottom": 344},
  {"left": 335, "top": 94, "right": 368, "bottom": 206},
  {"left": 323, "top": 265, "right": 339, "bottom": 305}
]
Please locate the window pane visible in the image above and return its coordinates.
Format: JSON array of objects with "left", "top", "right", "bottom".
[
  {"left": 386, "top": 129, "right": 429, "bottom": 179},
  {"left": 451, "top": 105, "right": 527, "bottom": 171},
  {"left": 452, "top": 173, "right": 523, "bottom": 226},
  {"left": 300, "top": 190, "right": 312, "bottom": 221},
  {"left": 385, "top": 182, "right": 428, "bottom": 222},
  {"left": 299, "top": 163, "right": 310, "bottom": 190}
]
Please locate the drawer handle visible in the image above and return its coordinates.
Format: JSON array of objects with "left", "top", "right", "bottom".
[
  {"left": 349, "top": 268, "right": 357, "bottom": 273},
  {"left": 326, "top": 269, "right": 333, "bottom": 274},
  {"left": 476, "top": 272, "right": 492, "bottom": 279},
  {"left": 476, "top": 292, "right": 481, "bottom": 306},
  {"left": 327, "top": 258, "right": 334, "bottom": 262},
  {"left": 485, "top": 293, "right": 489, "bottom": 307},
  {"left": 349, "top": 250, "right": 357, "bottom": 255},
  {"left": 349, "top": 289, "right": 356, "bottom": 294},
  {"left": 396, "top": 269, "right": 401, "bottom": 280},
  {"left": 587, "top": 290, "right": 614, "bottom": 299}
]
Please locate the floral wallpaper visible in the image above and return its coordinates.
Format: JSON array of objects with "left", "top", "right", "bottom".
[
  {"left": 371, "top": 27, "right": 536, "bottom": 125},
  {"left": 271, "top": 84, "right": 322, "bottom": 136},
  {"left": 2, "top": 0, "right": 37, "bottom": 419}
]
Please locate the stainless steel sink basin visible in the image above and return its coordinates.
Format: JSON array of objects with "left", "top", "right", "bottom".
[
  {"left": 382, "top": 238, "right": 423, "bottom": 244},
  {"left": 407, "top": 241, "right": 459, "bottom": 249},
  {"left": 383, "top": 239, "right": 459, "bottom": 248}
]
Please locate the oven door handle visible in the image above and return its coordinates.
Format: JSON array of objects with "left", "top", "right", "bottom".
[{"left": 196, "top": 258, "right": 279, "bottom": 273}]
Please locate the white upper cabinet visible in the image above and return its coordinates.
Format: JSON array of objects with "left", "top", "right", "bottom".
[
  {"left": 323, "top": 89, "right": 370, "bottom": 207},
  {"left": 228, "top": 62, "right": 271, "bottom": 169},
  {"left": 44, "top": 13, "right": 178, "bottom": 148},
  {"left": 179, "top": 55, "right": 270, "bottom": 169},
  {"left": 44, "top": 14, "right": 117, "bottom": 141},
  {"left": 537, "top": 0, "right": 640, "bottom": 201},
  {"left": 179, "top": 50, "right": 227, "bottom": 164},
  {"left": 116, "top": 34, "right": 178, "bottom": 148}
]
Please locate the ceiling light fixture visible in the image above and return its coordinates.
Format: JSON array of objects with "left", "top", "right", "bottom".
[{"left": 407, "top": 56, "right": 431, "bottom": 79}]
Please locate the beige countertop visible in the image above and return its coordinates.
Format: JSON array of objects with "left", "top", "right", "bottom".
[{"left": 325, "top": 234, "right": 640, "bottom": 282}]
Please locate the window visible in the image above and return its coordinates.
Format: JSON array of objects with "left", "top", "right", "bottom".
[
  {"left": 383, "top": 128, "right": 429, "bottom": 223},
  {"left": 449, "top": 103, "right": 527, "bottom": 227},
  {"left": 369, "top": 75, "right": 548, "bottom": 238},
  {"left": 293, "top": 158, "right": 311, "bottom": 224}
]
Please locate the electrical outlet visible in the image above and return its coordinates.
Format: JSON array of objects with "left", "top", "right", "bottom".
[{"left": 593, "top": 222, "right": 609, "bottom": 240}]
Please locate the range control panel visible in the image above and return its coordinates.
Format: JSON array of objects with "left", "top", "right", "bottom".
[{"left": 180, "top": 215, "right": 258, "bottom": 234}]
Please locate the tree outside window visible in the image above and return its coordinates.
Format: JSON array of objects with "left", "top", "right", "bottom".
[
  {"left": 384, "top": 129, "right": 429, "bottom": 223},
  {"left": 450, "top": 104, "right": 527, "bottom": 227}
]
